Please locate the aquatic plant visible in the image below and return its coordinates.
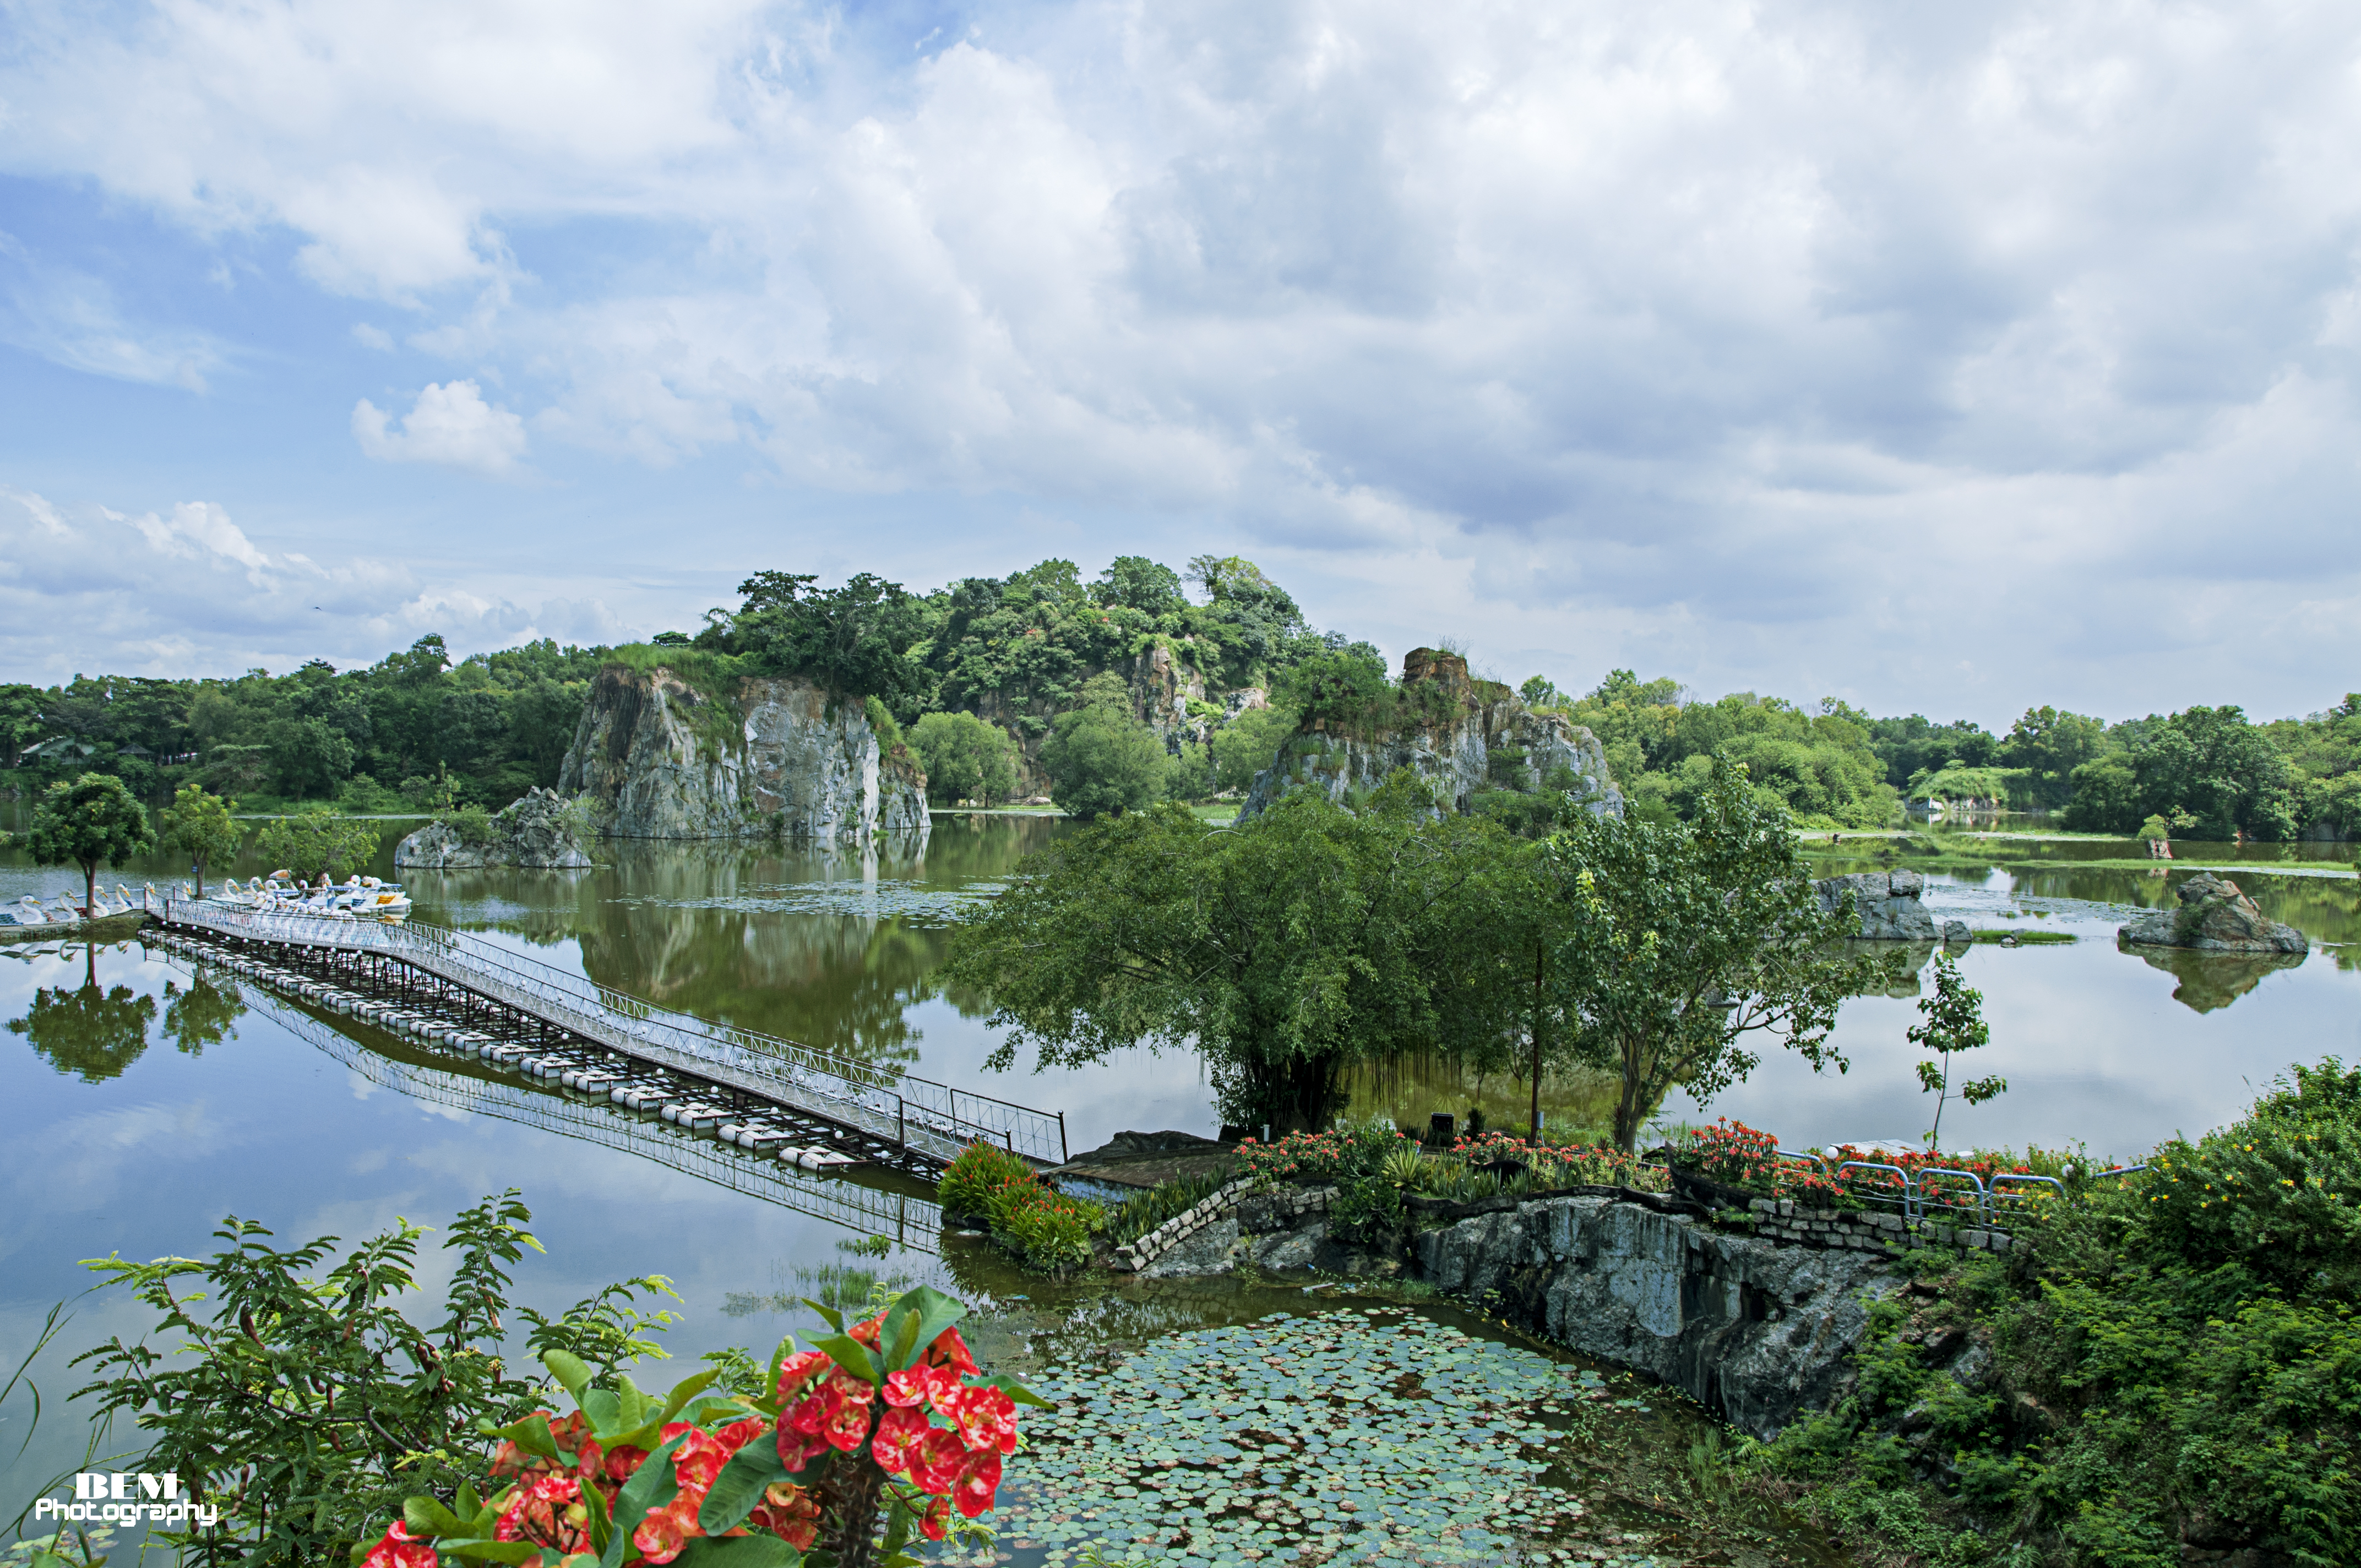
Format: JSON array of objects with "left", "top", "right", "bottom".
[{"left": 365, "top": 1284, "right": 1043, "bottom": 1568}]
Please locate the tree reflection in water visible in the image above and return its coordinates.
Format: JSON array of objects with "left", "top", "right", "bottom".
[{"left": 8, "top": 944, "right": 159, "bottom": 1082}]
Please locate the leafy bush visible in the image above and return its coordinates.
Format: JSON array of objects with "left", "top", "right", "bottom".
[
  {"left": 253, "top": 807, "right": 380, "bottom": 878},
  {"left": 937, "top": 1140, "right": 1038, "bottom": 1221},
  {"left": 449, "top": 802, "right": 496, "bottom": 846},
  {"left": 69, "top": 1194, "right": 679, "bottom": 1565},
  {"left": 1759, "top": 1061, "right": 2361, "bottom": 1568},
  {"left": 1328, "top": 1175, "right": 1405, "bottom": 1245},
  {"left": 936, "top": 1140, "right": 1101, "bottom": 1275}
]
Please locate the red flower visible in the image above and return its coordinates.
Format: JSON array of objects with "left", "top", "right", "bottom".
[
  {"left": 918, "top": 1495, "right": 953, "bottom": 1542},
  {"left": 848, "top": 1313, "right": 886, "bottom": 1350},
  {"left": 871, "top": 1404, "right": 933, "bottom": 1474},
  {"left": 495, "top": 1473, "right": 589, "bottom": 1553},
  {"left": 750, "top": 1482, "right": 823, "bottom": 1549},
  {"left": 775, "top": 1348, "right": 832, "bottom": 1404},
  {"left": 883, "top": 1365, "right": 937, "bottom": 1408},
  {"left": 823, "top": 1390, "right": 875, "bottom": 1451},
  {"left": 632, "top": 1493, "right": 707, "bottom": 1565},
  {"left": 951, "top": 1446, "right": 1002, "bottom": 1518},
  {"left": 948, "top": 1384, "right": 1019, "bottom": 1455},
  {"left": 603, "top": 1443, "right": 648, "bottom": 1485},
  {"left": 926, "top": 1327, "right": 980, "bottom": 1376},
  {"left": 361, "top": 1521, "right": 437, "bottom": 1568},
  {"left": 776, "top": 1422, "right": 830, "bottom": 1472},
  {"left": 908, "top": 1427, "right": 969, "bottom": 1494}
]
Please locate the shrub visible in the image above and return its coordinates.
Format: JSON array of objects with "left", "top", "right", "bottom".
[
  {"left": 1234, "top": 1121, "right": 1421, "bottom": 1187},
  {"left": 937, "top": 1140, "right": 1037, "bottom": 1221},
  {"left": 936, "top": 1140, "right": 1101, "bottom": 1276}
]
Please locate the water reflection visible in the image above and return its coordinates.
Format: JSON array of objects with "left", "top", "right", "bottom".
[
  {"left": 7, "top": 944, "right": 158, "bottom": 1081},
  {"left": 2124, "top": 946, "right": 2309, "bottom": 1014}
]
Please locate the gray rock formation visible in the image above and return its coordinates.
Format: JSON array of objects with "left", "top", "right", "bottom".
[
  {"left": 2118, "top": 870, "right": 2307, "bottom": 955},
  {"left": 1239, "top": 649, "right": 1622, "bottom": 822},
  {"left": 1417, "top": 1195, "right": 1898, "bottom": 1438},
  {"left": 1815, "top": 869, "right": 1971, "bottom": 943},
  {"left": 395, "top": 787, "right": 594, "bottom": 869},
  {"left": 557, "top": 666, "right": 928, "bottom": 843}
]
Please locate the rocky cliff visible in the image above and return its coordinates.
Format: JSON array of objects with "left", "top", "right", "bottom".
[
  {"left": 395, "top": 787, "right": 595, "bottom": 869},
  {"left": 1239, "top": 648, "right": 1622, "bottom": 821},
  {"left": 557, "top": 666, "right": 928, "bottom": 842}
]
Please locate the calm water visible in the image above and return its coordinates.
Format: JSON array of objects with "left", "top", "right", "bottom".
[{"left": 3, "top": 814, "right": 2357, "bottom": 1559}]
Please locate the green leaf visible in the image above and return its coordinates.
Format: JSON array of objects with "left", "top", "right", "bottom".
[
  {"left": 481, "top": 1414, "right": 562, "bottom": 1463},
  {"left": 752, "top": 1333, "right": 798, "bottom": 1417},
  {"left": 542, "top": 1349, "right": 595, "bottom": 1403},
  {"left": 810, "top": 1333, "right": 882, "bottom": 1386},
  {"left": 456, "top": 1480, "right": 482, "bottom": 1520},
  {"left": 402, "top": 1496, "right": 467, "bottom": 1538},
  {"left": 801, "top": 1298, "right": 846, "bottom": 1333},
  {"left": 973, "top": 1374, "right": 1053, "bottom": 1408},
  {"left": 660, "top": 1368, "right": 722, "bottom": 1422},
  {"left": 876, "top": 1286, "right": 964, "bottom": 1375},
  {"left": 674, "top": 1537, "right": 802, "bottom": 1566},
  {"left": 600, "top": 1432, "right": 687, "bottom": 1568},
  {"left": 698, "top": 1439, "right": 792, "bottom": 1537},
  {"left": 580, "top": 1464, "right": 613, "bottom": 1558},
  {"left": 439, "top": 1543, "right": 542, "bottom": 1565}
]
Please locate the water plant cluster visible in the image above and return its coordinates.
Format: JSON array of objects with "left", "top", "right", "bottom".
[
  {"left": 1757, "top": 1060, "right": 2360, "bottom": 1567},
  {"left": 938, "top": 1142, "right": 1100, "bottom": 1275},
  {"left": 993, "top": 1306, "right": 1666, "bottom": 1568}
]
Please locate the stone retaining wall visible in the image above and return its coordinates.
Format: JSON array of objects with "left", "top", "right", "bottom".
[
  {"left": 1112, "top": 1179, "right": 1331, "bottom": 1272},
  {"left": 1737, "top": 1197, "right": 2017, "bottom": 1256}
]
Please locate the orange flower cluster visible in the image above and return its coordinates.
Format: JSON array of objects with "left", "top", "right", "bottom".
[{"left": 1234, "top": 1124, "right": 1418, "bottom": 1184}]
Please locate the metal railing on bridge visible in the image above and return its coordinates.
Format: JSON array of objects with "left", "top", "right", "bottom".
[
  {"left": 159, "top": 899, "right": 1067, "bottom": 1166},
  {"left": 226, "top": 972, "right": 947, "bottom": 1253}
]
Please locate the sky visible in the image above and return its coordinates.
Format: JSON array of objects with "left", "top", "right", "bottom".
[{"left": 3, "top": 0, "right": 2359, "bottom": 729}]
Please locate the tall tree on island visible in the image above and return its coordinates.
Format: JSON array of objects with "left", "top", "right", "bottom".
[
  {"left": 1547, "top": 753, "right": 1863, "bottom": 1151},
  {"left": 159, "top": 783, "right": 244, "bottom": 899},
  {"left": 28, "top": 772, "right": 154, "bottom": 916},
  {"left": 942, "top": 772, "right": 1516, "bottom": 1133}
]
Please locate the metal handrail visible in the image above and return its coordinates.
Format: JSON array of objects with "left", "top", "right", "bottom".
[
  {"left": 160, "top": 899, "right": 1068, "bottom": 1163},
  {"left": 217, "top": 963, "right": 946, "bottom": 1253}
]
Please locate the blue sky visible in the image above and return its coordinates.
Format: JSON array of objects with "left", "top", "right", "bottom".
[{"left": 4, "top": 0, "right": 2360, "bottom": 728}]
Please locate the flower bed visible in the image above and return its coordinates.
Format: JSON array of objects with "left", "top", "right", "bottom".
[{"left": 1659, "top": 1118, "right": 2067, "bottom": 1217}]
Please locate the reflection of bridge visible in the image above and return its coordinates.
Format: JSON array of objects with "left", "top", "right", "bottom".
[
  {"left": 204, "top": 954, "right": 949, "bottom": 1254},
  {"left": 153, "top": 901, "right": 1067, "bottom": 1173}
]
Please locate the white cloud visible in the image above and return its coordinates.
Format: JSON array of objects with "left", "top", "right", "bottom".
[
  {"left": 0, "top": 487, "right": 639, "bottom": 682},
  {"left": 351, "top": 322, "right": 395, "bottom": 351},
  {"left": 0, "top": 231, "right": 226, "bottom": 390},
  {"left": 6, "top": 2, "right": 2361, "bottom": 716},
  {"left": 352, "top": 379, "right": 530, "bottom": 477}
]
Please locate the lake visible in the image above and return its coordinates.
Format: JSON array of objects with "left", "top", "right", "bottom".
[{"left": 2, "top": 813, "right": 2354, "bottom": 1564}]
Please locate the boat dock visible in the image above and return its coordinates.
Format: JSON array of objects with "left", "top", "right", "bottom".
[{"left": 150, "top": 900, "right": 1067, "bottom": 1177}]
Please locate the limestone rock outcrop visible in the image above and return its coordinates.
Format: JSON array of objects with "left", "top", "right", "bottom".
[
  {"left": 557, "top": 665, "right": 928, "bottom": 843},
  {"left": 2117, "top": 871, "right": 2307, "bottom": 955},
  {"left": 1238, "top": 649, "right": 1622, "bottom": 822},
  {"left": 1417, "top": 1195, "right": 1900, "bottom": 1438},
  {"left": 1815, "top": 869, "right": 1971, "bottom": 943},
  {"left": 395, "top": 787, "right": 595, "bottom": 869}
]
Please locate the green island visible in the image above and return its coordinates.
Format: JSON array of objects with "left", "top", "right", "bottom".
[{"left": 4, "top": 554, "right": 2357, "bottom": 1568}]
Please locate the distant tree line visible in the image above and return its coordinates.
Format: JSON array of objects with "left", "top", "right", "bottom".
[{"left": 12, "top": 558, "right": 2357, "bottom": 842}]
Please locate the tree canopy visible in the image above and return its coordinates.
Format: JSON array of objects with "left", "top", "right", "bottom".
[
  {"left": 29, "top": 772, "right": 155, "bottom": 913},
  {"left": 160, "top": 783, "right": 244, "bottom": 898},
  {"left": 942, "top": 776, "right": 1517, "bottom": 1132},
  {"left": 1548, "top": 754, "right": 1863, "bottom": 1150}
]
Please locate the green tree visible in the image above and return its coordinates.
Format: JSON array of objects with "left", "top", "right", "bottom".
[
  {"left": 719, "top": 570, "right": 929, "bottom": 711},
  {"left": 1039, "top": 682, "right": 1172, "bottom": 819},
  {"left": 1211, "top": 704, "right": 1301, "bottom": 794},
  {"left": 28, "top": 772, "right": 155, "bottom": 915},
  {"left": 159, "top": 783, "right": 244, "bottom": 899},
  {"left": 1999, "top": 705, "right": 2108, "bottom": 808},
  {"left": 1908, "top": 951, "right": 2003, "bottom": 1148},
  {"left": 908, "top": 711, "right": 1021, "bottom": 806},
  {"left": 265, "top": 712, "right": 355, "bottom": 799},
  {"left": 8, "top": 948, "right": 159, "bottom": 1082},
  {"left": 1548, "top": 755, "right": 1863, "bottom": 1150},
  {"left": 942, "top": 776, "right": 1513, "bottom": 1131},
  {"left": 254, "top": 808, "right": 381, "bottom": 880}
]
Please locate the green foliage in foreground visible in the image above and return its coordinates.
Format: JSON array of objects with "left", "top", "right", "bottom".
[
  {"left": 64, "top": 1194, "right": 682, "bottom": 1567},
  {"left": 1761, "top": 1060, "right": 2361, "bottom": 1567}
]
